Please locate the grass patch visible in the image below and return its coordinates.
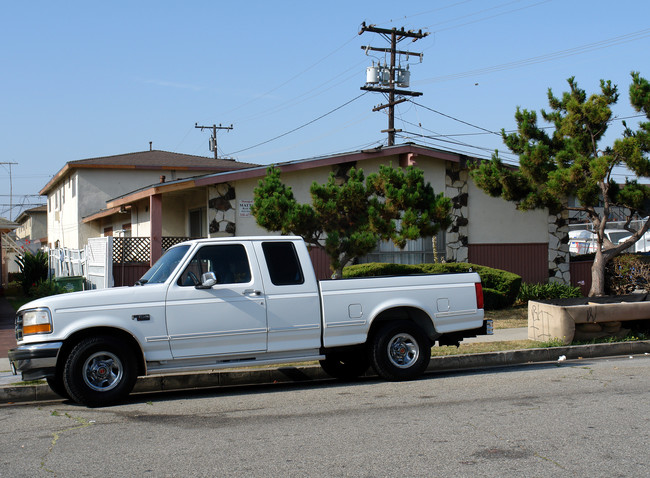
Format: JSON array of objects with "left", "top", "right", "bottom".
[
  {"left": 6, "top": 295, "right": 31, "bottom": 312},
  {"left": 572, "top": 331, "right": 649, "bottom": 345},
  {"left": 11, "top": 379, "right": 46, "bottom": 386},
  {"left": 486, "top": 305, "right": 528, "bottom": 329},
  {"left": 536, "top": 338, "right": 566, "bottom": 348},
  {"left": 431, "top": 340, "right": 538, "bottom": 356}
]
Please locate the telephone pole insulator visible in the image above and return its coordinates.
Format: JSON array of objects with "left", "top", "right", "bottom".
[
  {"left": 359, "top": 22, "right": 428, "bottom": 146},
  {"left": 194, "top": 123, "right": 234, "bottom": 160}
]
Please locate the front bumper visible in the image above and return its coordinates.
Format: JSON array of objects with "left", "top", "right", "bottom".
[{"left": 8, "top": 342, "right": 63, "bottom": 381}]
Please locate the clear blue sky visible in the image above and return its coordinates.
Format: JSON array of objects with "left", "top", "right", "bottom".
[{"left": 2, "top": 0, "right": 649, "bottom": 219}]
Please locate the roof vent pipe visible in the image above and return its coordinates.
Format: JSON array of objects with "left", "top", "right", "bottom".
[{"left": 149, "top": 141, "right": 153, "bottom": 151}]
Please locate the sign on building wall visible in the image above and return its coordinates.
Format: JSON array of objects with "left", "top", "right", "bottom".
[{"left": 239, "top": 200, "right": 254, "bottom": 217}]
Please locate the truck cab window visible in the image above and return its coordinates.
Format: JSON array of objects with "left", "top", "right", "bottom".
[
  {"left": 262, "top": 242, "right": 304, "bottom": 286},
  {"left": 178, "top": 244, "right": 251, "bottom": 286}
]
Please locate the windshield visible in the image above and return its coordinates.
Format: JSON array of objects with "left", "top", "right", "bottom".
[
  {"left": 137, "top": 245, "right": 191, "bottom": 285},
  {"left": 607, "top": 232, "right": 632, "bottom": 244}
]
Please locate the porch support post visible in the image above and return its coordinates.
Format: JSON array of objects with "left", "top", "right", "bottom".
[
  {"left": 0, "top": 233, "right": 4, "bottom": 291},
  {"left": 150, "top": 194, "right": 163, "bottom": 265}
]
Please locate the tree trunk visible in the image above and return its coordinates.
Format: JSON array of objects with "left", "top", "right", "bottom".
[{"left": 589, "top": 250, "right": 606, "bottom": 297}]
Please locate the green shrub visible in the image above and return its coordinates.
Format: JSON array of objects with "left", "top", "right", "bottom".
[
  {"left": 419, "top": 263, "right": 521, "bottom": 306},
  {"left": 516, "top": 282, "right": 582, "bottom": 303},
  {"left": 605, "top": 254, "right": 650, "bottom": 295},
  {"left": 28, "top": 279, "right": 67, "bottom": 299},
  {"left": 3, "top": 281, "right": 22, "bottom": 297},
  {"left": 483, "top": 287, "right": 511, "bottom": 310},
  {"left": 15, "top": 250, "right": 49, "bottom": 295},
  {"left": 7, "top": 272, "right": 21, "bottom": 283},
  {"left": 341, "top": 262, "right": 421, "bottom": 278},
  {"left": 343, "top": 261, "right": 522, "bottom": 310}
]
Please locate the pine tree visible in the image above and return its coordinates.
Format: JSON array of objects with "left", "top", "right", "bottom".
[
  {"left": 470, "top": 72, "right": 650, "bottom": 296},
  {"left": 252, "top": 164, "right": 451, "bottom": 278}
]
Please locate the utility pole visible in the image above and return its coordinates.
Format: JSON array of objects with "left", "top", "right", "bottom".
[
  {"left": 0, "top": 162, "right": 18, "bottom": 220},
  {"left": 195, "top": 123, "right": 233, "bottom": 160},
  {"left": 359, "top": 22, "right": 428, "bottom": 146}
]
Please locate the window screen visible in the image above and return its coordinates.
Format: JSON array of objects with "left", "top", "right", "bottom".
[{"left": 262, "top": 242, "right": 304, "bottom": 286}]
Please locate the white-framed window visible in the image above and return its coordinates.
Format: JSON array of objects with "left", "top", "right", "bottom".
[{"left": 358, "top": 230, "right": 447, "bottom": 265}]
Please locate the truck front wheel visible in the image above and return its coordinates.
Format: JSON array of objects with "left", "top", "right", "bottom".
[
  {"left": 369, "top": 322, "right": 431, "bottom": 381},
  {"left": 63, "top": 336, "right": 137, "bottom": 407},
  {"left": 46, "top": 372, "right": 70, "bottom": 399}
]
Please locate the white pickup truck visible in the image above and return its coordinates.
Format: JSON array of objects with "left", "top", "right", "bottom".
[{"left": 9, "top": 236, "right": 490, "bottom": 406}]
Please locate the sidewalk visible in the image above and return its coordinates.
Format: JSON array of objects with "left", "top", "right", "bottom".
[{"left": 2, "top": 295, "right": 649, "bottom": 405}]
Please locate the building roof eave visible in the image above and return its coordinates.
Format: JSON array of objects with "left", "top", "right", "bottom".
[
  {"left": 81, "top": 206, "right": 124, "bottom": 224},
  {"left": 39, "top": 150, "right": 259, "bottom": 195},
  {"left": 105, "top": 143, "right": 466, "bottom": 209}
]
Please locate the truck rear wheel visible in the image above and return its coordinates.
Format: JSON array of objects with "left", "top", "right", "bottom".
[
  {"left": 320, "top": 351, "right": 369, "bottom": 380},
  {"left": 63, "top": 336, "right": 137, "bottom": 407},
  {"left": 369, "top": 322, "right": 431, "bottom": 381}
]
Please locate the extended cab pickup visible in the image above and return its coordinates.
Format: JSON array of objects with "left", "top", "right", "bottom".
[{"left": 9, "top": 236, "right": 490, "bottom": 406}]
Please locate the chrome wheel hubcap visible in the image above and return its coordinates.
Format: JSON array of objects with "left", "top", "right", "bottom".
[
  {"left": 83, "top": 351, "right": 123, "bottom": 392},
  {"left": 387, "top": 333, "right": 419, "bottom": 368}
]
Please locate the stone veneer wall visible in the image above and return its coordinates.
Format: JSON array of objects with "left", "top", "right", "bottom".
[
  {"left": 548, "top": 209, "right": 570, "bottom": 284},
  {"left": 208, "top": 183, "right": 236, "bottom": 236},
  {"left": 445, "top": 162, "right": 469, "bottom": 263}
]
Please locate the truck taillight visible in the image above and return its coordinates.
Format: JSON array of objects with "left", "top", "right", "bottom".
[{"left": 475, "top": 282, "right": 484, "bottom": 310}]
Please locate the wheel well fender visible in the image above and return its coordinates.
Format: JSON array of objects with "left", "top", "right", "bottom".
[
  {"left": 58, "top": 327, "right": 146, "bottom": 376},
  {"left": 368, "top": 306, "right": 437, "bottom": 343}
]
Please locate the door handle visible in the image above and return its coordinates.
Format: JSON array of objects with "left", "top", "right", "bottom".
[{"left": 243, "top": 289, "right": 262, "bottom": 296}]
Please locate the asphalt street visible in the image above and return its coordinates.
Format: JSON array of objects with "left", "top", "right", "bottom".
[{"left": 1, "top": 354, "right": 648, "bottom": 477}]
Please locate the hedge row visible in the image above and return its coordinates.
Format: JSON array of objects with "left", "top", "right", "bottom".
[
  {"left": 605, "top": 254, "right": 650, "bottom": 295},
  {"left": 342, "top": 262, "right": 521, "bottom": 310}
]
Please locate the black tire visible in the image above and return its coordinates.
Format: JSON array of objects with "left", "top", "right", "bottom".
[
  {"left": 46, "top": 374, "right": 70, "bottom": 399},
  {"left": 320, "top": 351, "right": 369, "bottom": 380},
  {"left": 63, "top": 336, "right": 138, "bottom": 407},
  {"left": 369, "top": 321, "right": 431, "bottom": 381}
]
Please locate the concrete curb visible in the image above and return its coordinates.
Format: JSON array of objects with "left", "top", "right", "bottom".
[{"left": 2, "top": 340, "right": 649, "bottom": 405}]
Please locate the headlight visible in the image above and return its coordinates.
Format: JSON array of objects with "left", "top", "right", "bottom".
[{"left": 21, "top": 308, "right": 53, "bottom": 336}]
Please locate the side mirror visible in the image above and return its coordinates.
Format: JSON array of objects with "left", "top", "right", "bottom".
[{"left": 197, "top": 272, "right": 217, "bottom": 289}]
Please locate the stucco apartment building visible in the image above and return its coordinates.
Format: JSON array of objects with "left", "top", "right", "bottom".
[
  {"left": 14, "top": 205, "right": 48, "bottom": 249},
  {"left": 82, "top": 143, "right": 566, "bottom": 284},
  {"left": 40, "top": 149, "right": 258, "bottom": 250},
  {"left": 0, "top": 216, "right": 19, "bottom": 288}
]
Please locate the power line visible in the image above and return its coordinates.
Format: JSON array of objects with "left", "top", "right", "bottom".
[
  {"left": 224, "top": 34, "right": 361, "bottom": 118},
  {"left": 417, "top": 28, "right": 650, "bottom": 84},
  {"left": 409, "top": 100, "right": 499, "bottom": 135},
  {"left": 425, "top": 0, "right": 551, "bottom": 34},
  {"left": 375, "top": 0, "right": 475, "bottom": 26},
  {"left": 226, "top": 92, "right": 369, "bottom": 156},
  {"left": 233, "top": 63, "right": 365, "bottom": 124}
]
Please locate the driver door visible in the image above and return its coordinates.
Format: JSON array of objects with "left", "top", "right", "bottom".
[{"left": 165, "top": 241, "right": 267, "bottom": 358}]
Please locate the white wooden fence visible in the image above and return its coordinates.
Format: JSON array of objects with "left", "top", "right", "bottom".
[{"left": 49, "top": 237, "right": 114, "bottom": 289}]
